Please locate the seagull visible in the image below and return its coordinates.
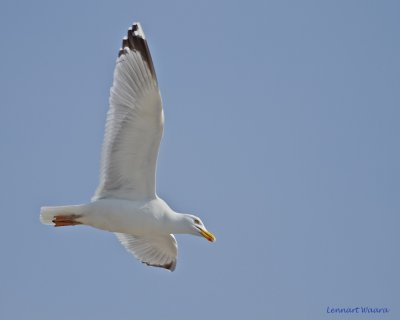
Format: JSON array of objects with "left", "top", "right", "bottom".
[{"left": 40, "top": 22, "right": 215, "bottom": 271}]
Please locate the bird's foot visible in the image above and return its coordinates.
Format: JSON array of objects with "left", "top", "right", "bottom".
[{"left": 52, "top": 214, "right": 82, "bottom": 227}]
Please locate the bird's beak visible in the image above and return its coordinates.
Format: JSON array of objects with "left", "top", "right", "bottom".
[{"left": 197, "top": 227, "right": 216, "bottom": 242}]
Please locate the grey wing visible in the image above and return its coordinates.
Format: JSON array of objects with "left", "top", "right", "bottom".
[
  {"left": 115, "top": 233, "right": 178, "bottom": 271},
  {"left": 93, "top": 23, "right": 163, "bottom": 201}
]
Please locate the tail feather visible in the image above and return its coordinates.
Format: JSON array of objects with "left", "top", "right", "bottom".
[{"left": 40, "top": 205, "right": 84, "bottom": 226}]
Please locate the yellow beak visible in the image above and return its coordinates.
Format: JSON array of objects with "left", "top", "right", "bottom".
[{"left": 198, "top": 227, "right": 216, "bottom": 242}]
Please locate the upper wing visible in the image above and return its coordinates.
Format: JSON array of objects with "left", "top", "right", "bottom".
[
  {"left": 93, "top": 23, "right": 163, "bottom": 201},
  {"left": 115, "top": 233, "right": 178, "bottom": 271}
]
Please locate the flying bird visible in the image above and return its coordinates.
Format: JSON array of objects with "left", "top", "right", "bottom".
[{"left": 40, "top": 22, "right": 215, "bottom": 271}]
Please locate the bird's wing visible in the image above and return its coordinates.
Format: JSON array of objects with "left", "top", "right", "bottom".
[
  {"left": 115, "top": 233, "right": 178, "bottom": 271},
  {"left": 93, "top": 23, "right": 163, "bottom": 201}
]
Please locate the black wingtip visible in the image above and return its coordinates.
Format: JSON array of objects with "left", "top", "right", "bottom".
[
  {"left": 143, "top": 260, "right": 176, "bottom": 272},
  {"left": 118, "top": 22, "right": 157, "bottom": 81}
]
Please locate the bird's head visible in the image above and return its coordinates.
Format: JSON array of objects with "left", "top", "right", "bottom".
[{"left": 183, "top": 214, "right": 216, "bottom": 242}]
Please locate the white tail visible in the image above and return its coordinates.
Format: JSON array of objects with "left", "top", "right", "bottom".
[{"left": 40, "top": 205, "right": 83, "bottom": 225}]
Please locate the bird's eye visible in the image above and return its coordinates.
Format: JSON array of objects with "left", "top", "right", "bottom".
[{"left": 194, "top": 218, "right": 200, "bottom": 225}]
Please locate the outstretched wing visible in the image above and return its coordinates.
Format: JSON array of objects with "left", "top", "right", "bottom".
[
  {"left": 115, "top": 233, "right": 178, "bottom": 271},
  {"left": 93, "top": 23, "right": 163, "bottom": 201}
]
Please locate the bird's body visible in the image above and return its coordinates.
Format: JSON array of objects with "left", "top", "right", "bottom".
[
  {"left": 43, "top": 198, "right": 183, "bottom": 236},
  {"left": 40, "top": 22, "right": 215, "bottom": 271}
]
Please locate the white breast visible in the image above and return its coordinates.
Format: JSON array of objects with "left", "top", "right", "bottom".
[{"left": 82, "top": 198, "right": 170, "bottom": 235}]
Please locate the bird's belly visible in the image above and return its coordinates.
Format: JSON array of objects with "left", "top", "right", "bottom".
[{"left": 81, "top": 199, "right": 164, "bottom": 235}]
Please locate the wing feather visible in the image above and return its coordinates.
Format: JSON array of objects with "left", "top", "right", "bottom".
[
  {"left": 93, "top": 23, "right": 163, "bottom": 201},
  {"left": 115, "top": 233, "right": 178, "bottom": 271}
]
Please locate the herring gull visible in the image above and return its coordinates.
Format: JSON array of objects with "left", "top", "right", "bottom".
[{"left": 40, "top": 22, "right": 215, "bottom": 271}]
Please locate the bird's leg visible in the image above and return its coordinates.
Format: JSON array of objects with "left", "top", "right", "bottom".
[{"left": 52, "top": 214, "right": 82, "bottom": 227}]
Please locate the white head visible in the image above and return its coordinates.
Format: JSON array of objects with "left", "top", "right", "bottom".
[{"left": 181, "top": 214, "right": 216, "bottom": 242}]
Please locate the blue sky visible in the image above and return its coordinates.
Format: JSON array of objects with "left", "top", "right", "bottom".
[{"left": 0, "top": 0, "right": 399, "bottom": 319}]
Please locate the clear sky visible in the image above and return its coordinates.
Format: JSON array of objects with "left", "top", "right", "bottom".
[{"left": 0, "top": 0, "right": 399, "bottom": 319}]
